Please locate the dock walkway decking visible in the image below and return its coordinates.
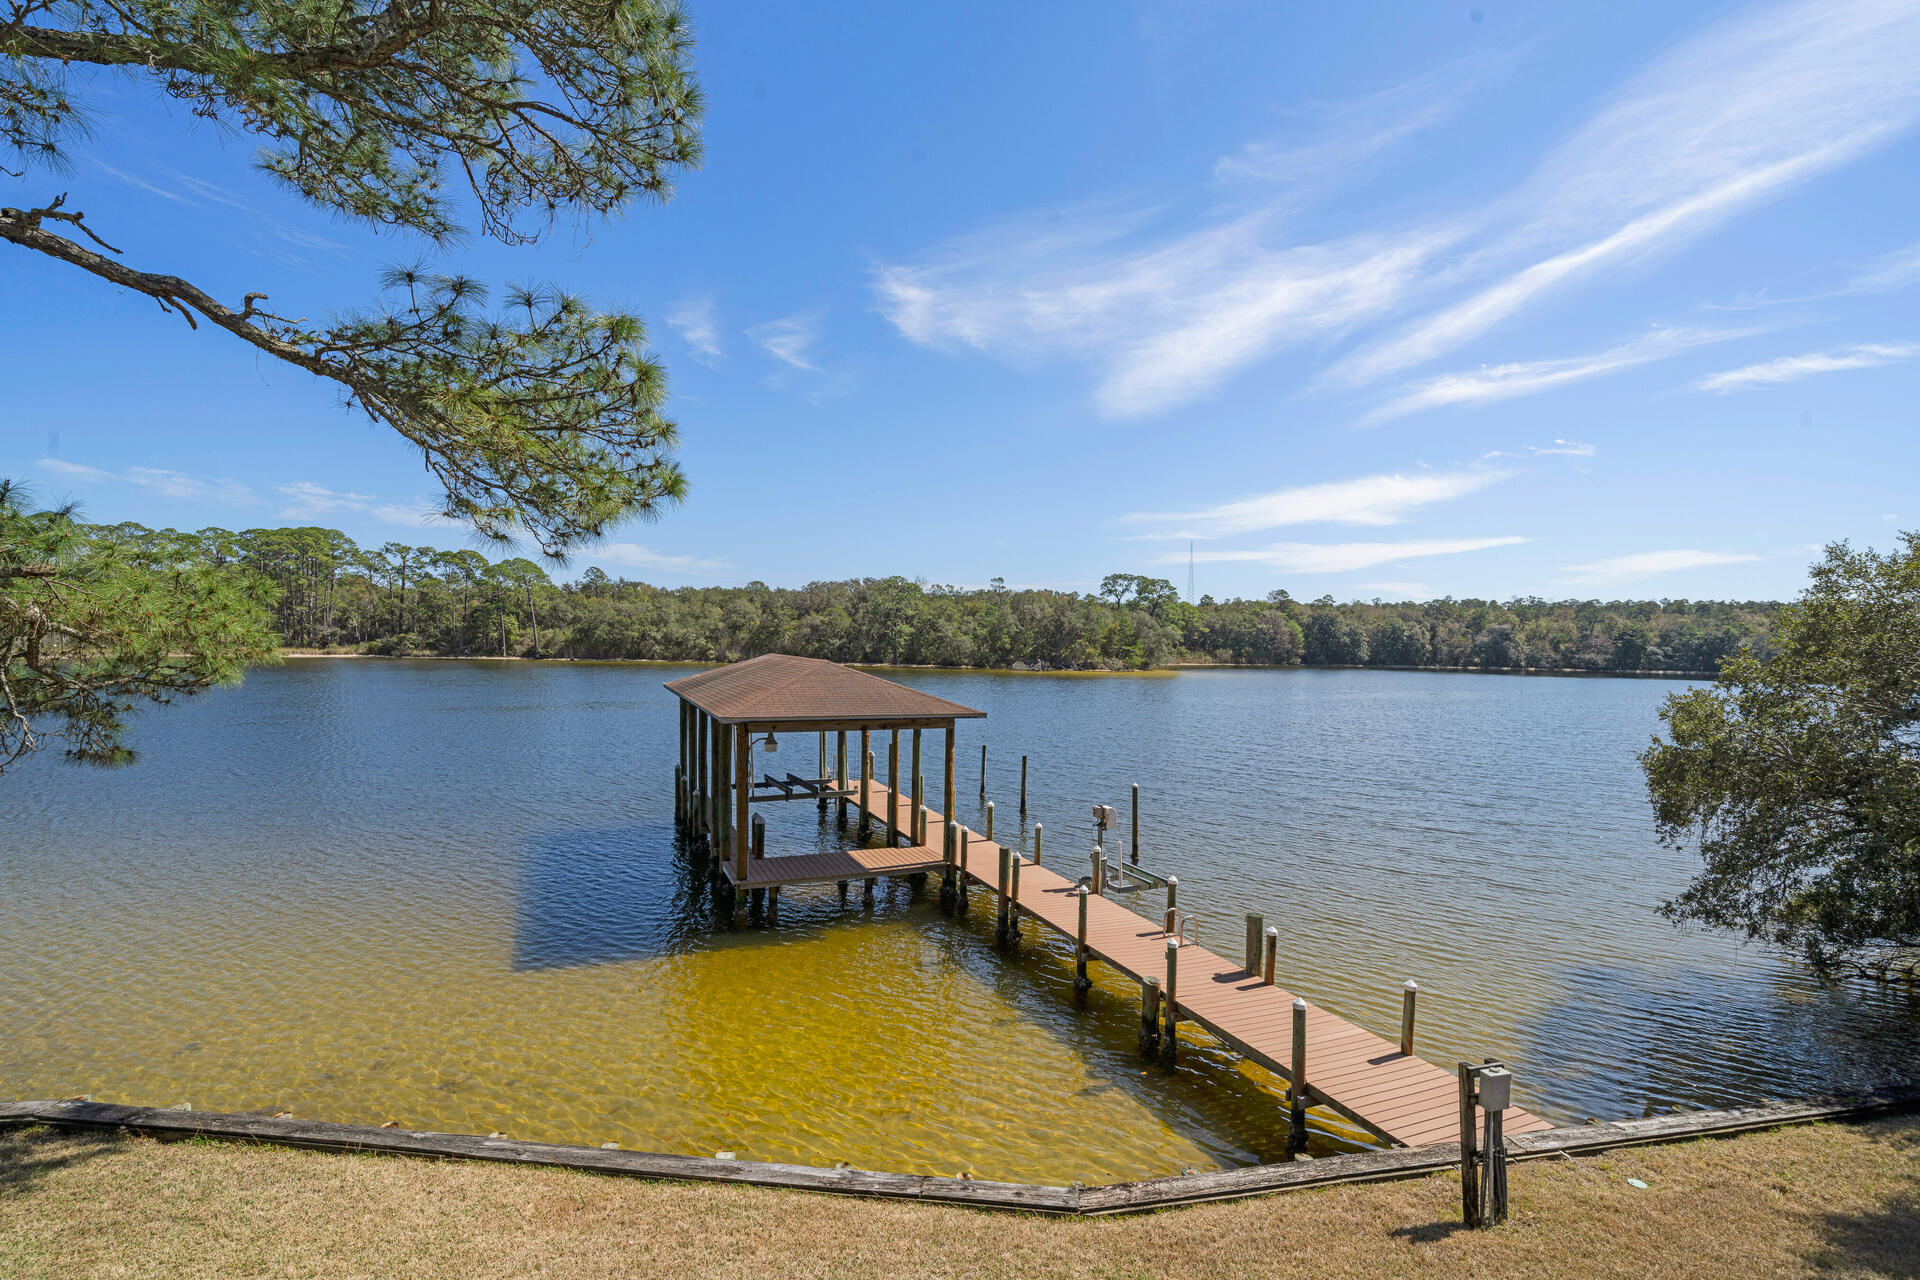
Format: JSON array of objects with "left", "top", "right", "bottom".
[{"left": 816, "top": 778, "right": 1553, "bottom": 1150}]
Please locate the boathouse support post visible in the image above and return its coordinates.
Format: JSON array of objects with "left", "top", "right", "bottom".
[
  {"left": 1289, "top": 998, "right": 1309, "bottom": 1154},
  {"left": 1264, "top": 926, "right": 1278, "bottom": 986},
  {"left": 1140, "top": 976, "right": 1161, "bottom": 1053},
  {"left": 995, "top": 848, "right": 1012, "bottom": 948},
  {"left": 696, "top": 710, "right": 709, "bottom": 838},
  {"left": 1131, "top": 783, "right": 1140, "bottom": 864},
  {"left": 751, "top": 812, "right": 765, "bottom": 860},
  {"left": 858, "top": 736, "right": 873, "bottom": 840},
  {"left": 674, "top": 763, "right": 685, "bottom": 828},
  {"left": 910, "top": 729, "right": 923, "bottom": 839},
  {"left": 1074, "top": 886, "right": 1092, "bottom": 1000},
  {"left": 942, "top": 721, "right": 956, "bottom": 840},
  {"left": 1032, "top": 822, "right": 1043, "bottom": 867},
  {"left": 863, "top": 876, "right": 876, "bottom": 906},
  {"left": 733, "top": 724, "right": 750, "bottom": 884},
  {"left": 817, "top": 732, "right": 829, "bottom": 812},
  {"left": 887, "top": 731, "right": 900, "bottom": 844},
  {"left": 1401, "top": 981, "right": 1418, "bottom": 1056},
  {"left": 836, "top": 731, "right": 849, "bottom": 829},
  {"left": 1161, "top": 940, "right": 1179, "bottom": 1064},
  {"left": 1244, "top": 913, "right": 1265, "bottom": 974}
]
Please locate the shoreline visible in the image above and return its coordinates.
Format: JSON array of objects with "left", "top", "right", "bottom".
[{"left": 276, "top": 651, "right": 1716, "bottom": 680}]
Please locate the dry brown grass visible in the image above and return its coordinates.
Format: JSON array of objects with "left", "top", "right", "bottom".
[{"left": 1, "top": 1117, "right": 1915, "bottom": 1279}]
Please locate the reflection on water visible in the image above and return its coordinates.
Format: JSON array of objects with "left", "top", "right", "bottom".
[{"left": 2, "top": 659, "right": 1915, "bottom": 1183}]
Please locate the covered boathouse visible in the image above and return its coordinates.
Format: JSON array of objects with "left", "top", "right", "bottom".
[{"left": 665, "top": 654, "right": 985, "bottom": 907}]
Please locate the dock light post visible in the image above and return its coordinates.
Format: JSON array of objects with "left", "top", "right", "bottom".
[
  {"left": 1288, "top": 997, "right": 1309, "bottom": 1155},
  {"left": 1401, "top": 981, "right": 1418, "bottom": 1056}
]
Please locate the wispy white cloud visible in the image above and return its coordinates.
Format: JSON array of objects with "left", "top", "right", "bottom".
[
  {"left": 1124, "top": 466, "right": 1507, "bottom": 539},
  {"left": 124, "top": 467, "right": 254, "bottom": 505},
  {"left": 1848, "top": 239, "right": 1920, "bottom": 293},
  {"left": 1482, "top": 439, "right": 1598, "bottom": 461},
  {"left": 1694, "top": 341, "right": 1920, "bottom": 392},
  {"left": 1211, "top": 52, "right": 1508, "bottom": 196},
  {"left": 37, "top": 457, "right": 112, "bottom": 482},
  {"left": 668, "top": 296, "right": 724, "bottom": 364},
  {"left": 876, "top": 211, "right": 1455, "bottom": 417},
  {"left": 1562, "top": 549, "right": 1761, "bottom": 581},
  {"left": 1367, "top": 326, "right": 1753, "bottom": 422},
  {"left": 1334, "top": 0, "right": 1920, "bottom": 387},
  {"left": 749, "top": 313, "right": 821, "bottom": 371},
  {"left": 276, "top": 481, "right": 375, "bottom": 518},
  {"left": 590, "top": 542, "right": 729, "bottom": 575},
  {"left": 369, "top": 502, "right": 451, "bottom": 528},
  {"left": 1169, "top": 535, "right": 1526, "bottom": 574}
]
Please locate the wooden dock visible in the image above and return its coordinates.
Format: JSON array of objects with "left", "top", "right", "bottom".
[{"left": 806, "top": 777, "right": 1553, "bottom": 1151}]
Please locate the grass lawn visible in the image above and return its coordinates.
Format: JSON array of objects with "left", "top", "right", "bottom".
[{"left": 1, "top": 1116, "right": 1915, "bottom": 1279}]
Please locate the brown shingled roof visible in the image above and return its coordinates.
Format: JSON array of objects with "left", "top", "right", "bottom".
[{"left": 663, "top": 654, "right": 985, "bottom": 725}]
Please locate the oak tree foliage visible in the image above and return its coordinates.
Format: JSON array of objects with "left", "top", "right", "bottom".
[
  {"left": 1643, "top": 535, "right": 1920, "bottom": 979},
  {"left": 1, "top": 0, "right": 704, "bottom": 552}
]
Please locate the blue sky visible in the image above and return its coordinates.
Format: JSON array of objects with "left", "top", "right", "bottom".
[{"left": 4, "top": 0, "right": 1917, "bottom": 601}]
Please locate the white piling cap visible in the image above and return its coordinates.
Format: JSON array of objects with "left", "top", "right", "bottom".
[
  {"left": 1167, "top": 875, "right": 1179, "bottom": 886},
  {"left": 1076, "top": 884, "right": 1088, "bottom": 896},
  {"left": 1404, "top": 979, "right": 1419, "bottom": 992},
  {"left": 1293, "top": 997, "right": 1308, "bottom": 1010},
  {"left": 1166, "top": 938, "right": 1179, "bottom": 951},
  {"left": 1265, "top": 925, "right": 1278, "bottom": 938}
]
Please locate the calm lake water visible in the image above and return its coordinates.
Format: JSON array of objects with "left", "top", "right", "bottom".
[{"left": 3, "top": 659, "right": 1915, "bottom": 1182}]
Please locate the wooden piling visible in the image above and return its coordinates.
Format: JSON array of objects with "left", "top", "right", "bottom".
[
  {"left": 857, "top": 731, "right": 872, "bottom": 839},
  {"left": 1244, "top": 913, "right": 1264, "bottom": 974},
  {"left": 942, "top": 724, "right": 956, "bottom": 846},
  {"left": 1032, "top": 822, "right": 1043, "bottom": 867},
  {"left": 863, "top": 876, "right": 877, "bottom": 906},
  {"left": 817, "top": 732, "right": 829, "bottom": 811},
  {"left": 1161, "top": 939, "right": 1179, "bottom": 1063},
  {"left": 1131, "top": 783, "right": 1140, "bottom": 865},
  {"left": 1020, "top": 755, "right": 1028, "bottom": 813},
  {"left": 1091, "top": 844, "right": 1104, "bottom": 895},
  {"left": 1140, "top": 976, "right": 1161, "bottom": 1054},
  {"left": 1400, "top": 980, "right": 1418, "bottom": 1056},
  {"left": 1074, "top": 886, "right": 1091, "bottom": 997},
  {"left": 733, "top": 724, "right": 749, "bottom": 883},
  {"left": 674, "top": 764, "right": 685, "bottom": 826},
  {"left": 979, "top": 743, "right": 986, "bottom": 795},
  {"left": 1289, "top": 998, "right": 1309, "bottom": 1154},
  {"left": 1009, "top": 848, "right": 1022, "bottom": 933},
  {"left": 1164, "top": 876, "right": 1180, "bottom": 935},
  {"left": 696, "top": 710, "right": 709, "bottom": 837},
  {"left": 1263, "top": 926, "right": 1278, "bottom": 986},
  {"left": 916, "top": 804, "right": 929, "bottom": 847},
  {"left": 751, "top": 812, "right": 765, "bottom": 860},
  {"left": 957, "top": 829, "right": 971, "bottom": 914},
  {"left": 985, "top": 799, "right": 994, "bottom": 844},
  {"left": 996, "top": 847, "right": 1012, "bottom": 947}
]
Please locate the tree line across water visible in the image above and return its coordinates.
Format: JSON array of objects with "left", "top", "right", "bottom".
[{"left": 92, "top": 523, "right": 1784, "bottom": 674}]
